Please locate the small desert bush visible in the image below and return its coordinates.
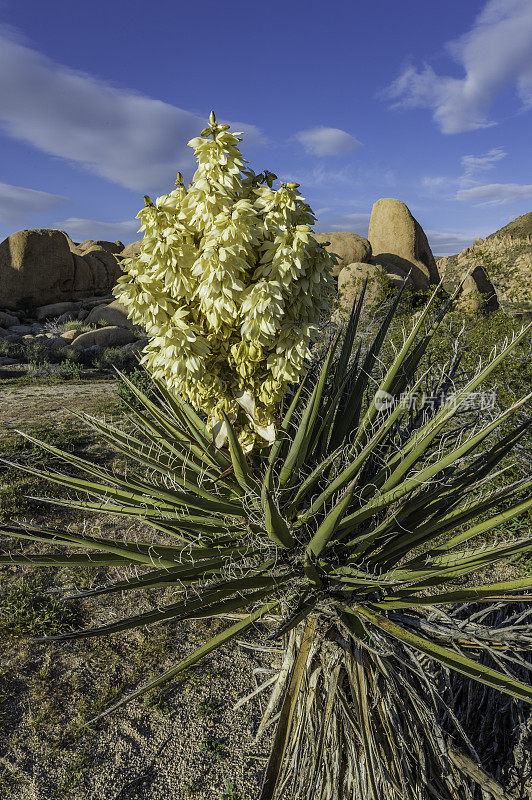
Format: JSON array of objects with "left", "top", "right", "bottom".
[
  {"left": 27, "top": 360, "right": 83, "bottom": 380},
  {"left": 21, "top": 340, "right": 49, "bottom": 364},
  {"left": 93, "top": 346, "right": 139, "bottom": 373},
  {"left": 0, "top": 339, "right": 22, "bottom": 359}
]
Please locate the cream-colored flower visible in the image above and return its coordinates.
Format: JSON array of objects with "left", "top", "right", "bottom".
[{"left": 114, "top": 117, "right": 335, "bottom": 445}]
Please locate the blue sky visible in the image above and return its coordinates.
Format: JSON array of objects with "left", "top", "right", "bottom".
[{"left": 0, "top": 0, "right": 531, "bottom": 255}]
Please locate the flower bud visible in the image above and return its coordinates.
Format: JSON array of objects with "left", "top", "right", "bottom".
[
  {"left": 264, "top": 170, "right": 277, "bottom": 188},
  {"left": 209, "top": 110, "right": 216, "bottom": 125},
  {"left": 201, "top": 127, "right": 212, "bottom": 137}
]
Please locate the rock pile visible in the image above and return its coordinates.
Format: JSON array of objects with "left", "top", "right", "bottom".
[
  {"left": 0, "top": 228, "right": 149, "bottom": 370},
  {"left": 0, "top": 296, "right": 146, "bottom": 367},
  {"left": 328, "top": 198, "right": 441, "bottom": 313}
]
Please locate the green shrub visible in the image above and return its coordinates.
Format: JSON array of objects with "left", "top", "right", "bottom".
[
  {"left": 21, "top": 340, "right": 49, "bottom": 364},
  {"left": 93, "top": 346, "right": 138, "bottom": 373},
  {"left": 27, "top": 360, "right": 82, "bottom": 380},
  {"left": 0, "top": 339, "right": 23, "bottom": 359}
]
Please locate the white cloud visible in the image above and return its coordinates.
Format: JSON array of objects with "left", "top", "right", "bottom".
[
  {"left": 54, "top": 218, "right": 140, "bottom": 243},
  {"left": 422, "top": 145, "right": 532, "bottom": 206},
  {"left": 383, "top": 0, "right": 532, "bottom": 133},
  {"left": 456, "top": 183, "right": 532, "bottom": 205},
  {"left": 294, "top": 126, "right": 361, "bottom": 156},
  {"left": 422, "top": 147, "right": 511, "bottom": 199},
  {"left": 0, "top": 181, "right": 66, "bottom": 222},
  {"left": 287, "top": 165, "right": 355, "bottom": 188},
  {"left": 425, "top": 229, "right": 479, "bottom": 256},
  {"left": 420, "top": 175, "right": 457, "bottom": 197},
  {"left": 315, "top": 212, "right": 371, "bottom": 236},
  {"left": 460, "top": 146, "right": 506, "bottom": 182},
  {"left": 0, "top": 27, "right": 264, "bottom": 193}
]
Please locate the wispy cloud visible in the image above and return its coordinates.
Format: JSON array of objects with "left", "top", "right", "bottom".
[
  {"left": 0, "top": 27, "right": 264, "bottom": 193},
  {"left": 315, "top": 212, "right": 371, "bottom": 235},
  {"left": 423, "top": 146, "right": 532, "bottom": 205},
  {"left": 420, "top": 146, "right": 527, "bottom": 204},
  {"left": 425, "top": 229, "right": 480, "bottom": 255},
  {"left": 453, "top": 147, "right": 532, "bottom": 204},
  {"left": 460, "top": 146, "right": 507, "bottom": 182},
  {"left": 383, "top": 0, "right": 532, "bottom": 133},
  {"left": 420, "top": 175, "right": 458, "bottom": 198},
  {"left": 288, "top": 165, "right": 356, "bottom": 188},
  {"left": 294, "top": 126, "right": 361, "bottom": 156},
  {"left": 54, "top": 217, "right": 140, "bottom": 243},
  {"left": 0, "top": 181, "right": 66, "bottom": 222},
  {"left": 456, "top": 183, "right": 532, "bottom": 205}
]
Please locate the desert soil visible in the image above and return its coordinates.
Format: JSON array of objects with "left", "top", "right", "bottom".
[
  {"left": 0, "top": 379, "right": 117, "bottom": 427},
  {"left": 0, "top": 379, "right": 274, "bottom": 800}
]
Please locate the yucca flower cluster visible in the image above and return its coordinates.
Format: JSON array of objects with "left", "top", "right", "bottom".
[{"left": 114, "top": 112, "right": 334, "bottom": 449}]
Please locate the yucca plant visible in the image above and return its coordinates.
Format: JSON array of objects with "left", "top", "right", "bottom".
[{"left": 1, "top": 279, "right": 531, "bottom": 798}]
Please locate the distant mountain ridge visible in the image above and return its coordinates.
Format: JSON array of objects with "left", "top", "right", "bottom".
[
  {"left": 436, "top": 211, "right": 532, "bottom": 312},
  {"left": 486, "top": 211, "right": 532, "bottom": 242}
]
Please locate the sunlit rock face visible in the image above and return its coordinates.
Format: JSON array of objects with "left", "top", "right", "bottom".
[
  {"left": 312, "top": 232, "right": 372, "bottom": 277},
  {"left": 368, "top": 198, "right": 440, "bottom": 291},
  {"left": 0, "top": 228, "right": 122, "bottom": 309}
]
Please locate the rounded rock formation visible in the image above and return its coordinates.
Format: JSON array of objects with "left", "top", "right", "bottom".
[
  {"left": 119, "top": 241, "right": 142, "bottom": 259},
  {"left": 85, "top": 299, "right": 136, "bottom": 329},
  {"left": 75, "top": 240, "right": 124, "bottom": 255},
  {"left": 368, "top": 198, "right": 440, "bottom": 290},
  {"left": 35, "top": 301, "right": 82, "bottom": 321},
  {"left": 337, "top": 261, "right": 410, "bottom": 312},
  {"left": 0, "top": 311, "right": 19, "bottom": 327},
  {"left": 73, "top": 326, "right": 138, "bottom": 349},
  {"left": 312, "top": 232, "right": 372, "bottom": 277},
  {"left": 457, "top": 266, "right": 499, "bottom": 314}
]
